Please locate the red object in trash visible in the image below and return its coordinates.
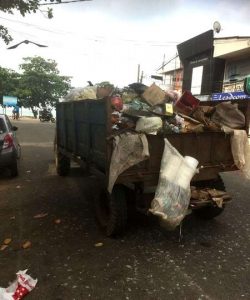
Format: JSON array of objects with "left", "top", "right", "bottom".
[
  {"left": 111, "top": 95, "right": 123, "bottom": 111},
  {"left": 174, "top": 91, "right": 200, "bottom": 115},
  {"left": 12, "top": 284, "right": 29, "bottom": 300}
]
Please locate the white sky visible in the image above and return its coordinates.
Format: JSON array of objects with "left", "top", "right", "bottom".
[{"left": 0, "top": 0, "right": 250, "bottom": 88}]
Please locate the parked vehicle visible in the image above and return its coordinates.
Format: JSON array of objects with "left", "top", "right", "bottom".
[
  {"left": 0, "top": 114, "right": 21, "bottom": 177},
  {"left": 39, "top": 108, "right": 55, "bottom": 123},
  {"left": 55, "top": 98, "right": 250, "bottom": 236}
]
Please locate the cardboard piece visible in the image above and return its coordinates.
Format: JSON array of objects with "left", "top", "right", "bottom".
[{"left": 142, "top": 83, "right": 166, "bottom": 106}]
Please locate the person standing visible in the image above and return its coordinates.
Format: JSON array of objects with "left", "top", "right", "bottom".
[
  {"left": 12, "top": 107, "right": 16, "bottom": 119},
  {"left": 15, "top": 105, "right": 20, "bottom": 120}
]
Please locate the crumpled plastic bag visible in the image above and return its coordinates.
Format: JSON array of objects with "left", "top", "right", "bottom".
[
  {"left": 230, "top": 129, "right": 250, "bottom": 179},
  {"left": 0, "top": 270, "right": 37, "bottom": 300},
  {"left": 149, "top": 139, "right": 198, "bottom": 230},
  {"left": 135, "top": 117, "right": 162, "bottom": 135},
  {"left": 63, "top": 86, "right": 97, "bottom": 101}
]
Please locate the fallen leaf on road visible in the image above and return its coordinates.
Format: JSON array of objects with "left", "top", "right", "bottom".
[
  {"left": 94, "top": 242, "right": 103, "bottom": 247},
  {"left": 54, "top": 219, "right": 61, "bottom": 224},
  {"left": 33, "top": 213, "right": 48, "bottom": 219},
  {"left": 16, "top": 185, "right": 21, "bottom": 189},
  {"left": 26, "top": 170, "right": 31, "bottom": 173},
  {"left": 22, "top": 241, "right": 31, "bottom": 249},
  {"left": 10, "top": 216, "right": 15, "bottom": 220},
  {"left": 0, "top": 245, "right": 8, "bottom": 251},
  {"left": 3, "top": 238, "right": 12, "bottom": 245}
]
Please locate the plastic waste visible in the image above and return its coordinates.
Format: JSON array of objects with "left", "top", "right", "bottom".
[
  {"left": 135, "top": 117, "right": 162, "bottom": 135},
  {"left": 230, "top": 129, "right": 250, "bottom": 179},
  {"left": 63, "top": 86, "right": 97, "bottom": 101},
  {"left": 149, "top": 139, "right": 198, "bottom": 230},
  {"left": 0, "top": 270, "right": 37, "bottom": 300},
  {"left": 125, "top": 99, "right": 150, "bottom": 112},
  {"left": 111, "top": 95, "right": 123, "bottom": 111}
]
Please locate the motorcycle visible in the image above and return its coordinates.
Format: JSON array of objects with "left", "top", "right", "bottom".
[{"left": 39, "top": 109, "right": 55, "bottom": 123}]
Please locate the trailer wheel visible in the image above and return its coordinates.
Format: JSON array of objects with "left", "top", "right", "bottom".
[
  {"left": 194, "top": 176, "right": 225, "bottom": 220},
  {"left": 55, "top": 149, "right": 70, "bottom": 176},
  {"left": 194, "top": 205, "right": 225, "bottom": 220},
  {"left": 9, "top": 159, "right": 19, "bottom": 178},
  {"left": 95, "top": 185, "right": 127, "bottom": 237}
]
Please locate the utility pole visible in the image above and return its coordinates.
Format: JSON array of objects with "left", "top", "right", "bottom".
[
  {"left": 140, "top": 71, "right": 144, "bottom": 83},
  {"left": 137, "top": 64, "right": 140, "bottom": 83}
]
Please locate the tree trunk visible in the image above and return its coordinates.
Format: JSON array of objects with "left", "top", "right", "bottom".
[{"left": 31, "top": 106, "right": 38, "bottom": 119}]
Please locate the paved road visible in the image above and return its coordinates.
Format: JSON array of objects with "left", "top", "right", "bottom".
[{"left": 0, "top": 119, "right": 250, "bottom": 300}]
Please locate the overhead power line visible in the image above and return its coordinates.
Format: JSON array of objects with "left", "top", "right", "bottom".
[
  {"left": 0, "top": 16, "right": 179, "bottom": 46},
  {"left": 40, "top": 0, "right": 92, "bottom": 5}
]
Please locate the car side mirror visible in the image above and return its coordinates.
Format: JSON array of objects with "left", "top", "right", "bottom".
[{"left": 12, "top": 126, "right": 18, "bottom": 131}]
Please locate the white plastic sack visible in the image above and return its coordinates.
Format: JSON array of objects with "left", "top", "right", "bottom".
[
  {"left": 149, "top": 138, "right": 198, "bottom": 230},
  {"left": 63, "top": 86, "right": 97, "bottom": 102},
  {"left": 135, "top": 117, "right": 162, "bottom": 135},
  {"left": 231, "top": 129, "right": 250, "bottom": 179}
]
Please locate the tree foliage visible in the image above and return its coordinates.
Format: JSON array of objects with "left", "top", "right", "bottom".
[
  {"left": 18, "top": 56, "right": 71, "bottom": 112},
  {"left": 0, "top": 0, "right": 60, "bottom": 44},
  {"left": 0, "top": 56, "right": 71, "bottom": 115},
  {"left": 0, "top": 67, "right": 20, "bottom": 101}
]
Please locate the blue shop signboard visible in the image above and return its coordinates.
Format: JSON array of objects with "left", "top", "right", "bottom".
[
  {"left": 3, "top": 95, "right": 18, "bottom": 107},
  {"left": 212, "top": 91, "right": 250, "bottom": 101}
]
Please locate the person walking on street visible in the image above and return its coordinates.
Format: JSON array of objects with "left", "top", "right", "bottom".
[{"left": 12, "top": 106, "right": 20, "bottom": 120}]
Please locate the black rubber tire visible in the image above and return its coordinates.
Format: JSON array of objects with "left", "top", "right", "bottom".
[
  {"left": 194, "top": 175, "right": 225, "bottom": 191},
  {"left": 194, "top": 176, "right": 225, "bottom": 220},
  {"left": 194, "top": 205, "right": 225, "bottom": 220},
  {"left": 55, "top": 150, "right": 70, "bottom": 176},
  {"left": 9, "top": 159, "right": 18, "bottom": 177},
  {"left": 95, "top": 185, "right": 127, "bottom": 237}
]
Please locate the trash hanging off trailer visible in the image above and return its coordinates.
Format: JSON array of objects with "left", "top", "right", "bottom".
[
  {"left": 149, "top": 138, "right": 198, "bottom": 230},
  {"left": 108, "top": 132, "right": 149, "bottom": 193}
]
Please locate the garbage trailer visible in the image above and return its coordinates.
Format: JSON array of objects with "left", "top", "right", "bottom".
[{"left": 55, "top": 97, "right": 250, "bottom": 236}]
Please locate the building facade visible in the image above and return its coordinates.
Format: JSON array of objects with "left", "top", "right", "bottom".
[{"left": 157, "top": 31, "right": 250, "bottom": 97}]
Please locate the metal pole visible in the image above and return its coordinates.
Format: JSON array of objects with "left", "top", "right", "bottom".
[
  {"left": 140, "top": 71, "right": 144, "bottom": 83},
  {"left": 137, "top": 64, "right": 140, "bottom": 83}
]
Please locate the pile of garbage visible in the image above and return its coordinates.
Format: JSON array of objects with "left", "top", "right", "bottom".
[
  {"left": 63, "top": 81, "right": 115, "bottom": 102},
  {"left": 63, "top": 81, "right": 247, "bottom": 135},
  {"left": 107, "top": 82, "right": 246, "bottom": 135}
]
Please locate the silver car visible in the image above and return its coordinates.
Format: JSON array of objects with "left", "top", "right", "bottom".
[{"left": 0, "top": 114, "right": 21, "bottom": 177}]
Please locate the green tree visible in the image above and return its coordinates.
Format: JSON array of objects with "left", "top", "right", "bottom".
[
  {"left": 0, "top": 1, "right": 90, "bottom": 44},
  {"left": 18, "top": 56, "right": 71, "bottom": 116},
  {"left": 0, "top": 67, "right": 20, "bottom": 102},
  {"left": 0, "top": 0, "right": 58, "bottom": 44}
]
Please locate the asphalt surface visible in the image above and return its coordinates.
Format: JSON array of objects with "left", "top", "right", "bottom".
[{"left": 0, "top": 118, "right": 250, "bottom": 300}]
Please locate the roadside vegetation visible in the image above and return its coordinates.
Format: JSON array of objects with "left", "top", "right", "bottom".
[{"left": 0, "top": 56, "right": 71, "bottom": 117}]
